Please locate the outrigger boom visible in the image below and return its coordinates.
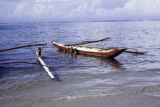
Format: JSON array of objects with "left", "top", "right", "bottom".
[{"left": 65, "top": 37, "right": 110, "bottom": 46}]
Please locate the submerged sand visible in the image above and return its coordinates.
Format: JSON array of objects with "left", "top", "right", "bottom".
[{"left": 1, "top": 93, "right": 160, "bottom": 107}]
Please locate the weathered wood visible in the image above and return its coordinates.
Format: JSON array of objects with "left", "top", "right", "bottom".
[
  {"left": 0, "top": 43, "right": 47, "bottom": 52},
  {"left": 36, "top": 49, "right": 54, "bottom": 79},
  {"left": 125, "top": 49, "right": 147, "bottom": 54},
  {"left": 64, "top": 37, "right": 110, "bottom": 46},
  {"left": 53, "top": 41, "right": 127, "bottom": 58},
  {"left": 108, "top": 47, "right": 147, "bottom": 55}
]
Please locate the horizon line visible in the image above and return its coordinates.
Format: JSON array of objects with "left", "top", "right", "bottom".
[{"left": 1, "top": 19, "right": 160, "bottom": 24}]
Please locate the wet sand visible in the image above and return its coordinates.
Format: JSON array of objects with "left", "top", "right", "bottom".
[
  {"left": 52, "top": 94, "right": 160, "bottom": 107},
  {"left": 1, "top": 93, "right": 160, "bottom": 107}
]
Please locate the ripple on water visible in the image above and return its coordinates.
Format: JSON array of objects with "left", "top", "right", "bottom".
[{"left": 1, "top": 21, "right": 160, "bottom": 106}]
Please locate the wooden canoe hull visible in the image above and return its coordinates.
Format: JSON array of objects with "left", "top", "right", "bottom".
[{"left": 52, "top": 41, "right": 126, "bottom": 58}]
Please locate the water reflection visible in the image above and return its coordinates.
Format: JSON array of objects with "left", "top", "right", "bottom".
[
  {"left": 98, "top": 58, "right": 123, "bottom": 69},
  {"left": 57, "top": 51, "right": 124, "bottom": 71}
]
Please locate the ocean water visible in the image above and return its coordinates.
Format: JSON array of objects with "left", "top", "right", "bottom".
[{"left": 0, "top": 21, "right": 160, "bottom": 107}]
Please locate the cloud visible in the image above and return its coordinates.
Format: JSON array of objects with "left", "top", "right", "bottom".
[
  {"left": 115, "top": 0, "right": 160, "bottom": 20},
  {"left": 0, "top": 0, "right": 160, "bottom": 22}
]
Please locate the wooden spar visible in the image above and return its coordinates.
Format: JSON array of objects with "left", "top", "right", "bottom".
[
  {"left": 124, "top": 49, "right": 147, "bottom": 54},
  {"left": 64, "top": 37, "right": 110, "bottom": 46},
  {"left": 0, "top": 43, "right": 47, "bottom": 52},
  {"left": 0, "top": 60, "right": 38, "bottom": 65},
  {"left": 36, "top": 48, "right": 54, "bottom": 79},
  {"left": 107, "top": 47, "right": 147, "bottom": 55},
  {"left": 124, "top": 50, "right": 147, "bottom": 54}
]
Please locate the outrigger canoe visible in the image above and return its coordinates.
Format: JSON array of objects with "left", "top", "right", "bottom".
[{"left": 52, "top": 41, "right": 127, "bottom": 58}]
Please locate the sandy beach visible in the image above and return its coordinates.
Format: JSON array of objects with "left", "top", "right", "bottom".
[{"left": 1, "top": 92, "right": 160, "bottom": 107}]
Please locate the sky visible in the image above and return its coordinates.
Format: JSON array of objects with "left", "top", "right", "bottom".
[{"left": 0, "top": 0, "right": 160, "bottom": 22}]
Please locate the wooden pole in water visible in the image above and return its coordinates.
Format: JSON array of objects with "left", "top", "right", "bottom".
[
  {"left": 36, "top": 47, "right": 54, "bottom": 79},
  {"left": 124, "top": 49, "right": 147, "bottom": 55}
]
